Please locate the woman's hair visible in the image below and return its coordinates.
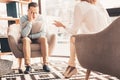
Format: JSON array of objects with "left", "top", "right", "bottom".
[
  {"left": 81, "top": 0, "right": 96, "bottom": 4},
  {"left": 28, "top": 2, "right": 38, "bottom": 9}
]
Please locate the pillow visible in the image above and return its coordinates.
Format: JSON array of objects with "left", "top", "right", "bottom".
[
  {"left": 31, "top": 21, "right": 42, "bottom": 34},
  {"left": 0, "top": 59, "right": 13, "bottom": 77}
]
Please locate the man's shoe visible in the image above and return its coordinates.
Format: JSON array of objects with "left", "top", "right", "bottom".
[
  {"left": 63, "top": 66, "right": 77, "bottom": 78},
  {"left": 24, "top": 66, "right": 32, "bottom": 74},
  {"left": 43, "top": 65, "right": 50, "bottom": 72},
  {"left": 18, "top": 69, "right": 23, "bottom": 74}
]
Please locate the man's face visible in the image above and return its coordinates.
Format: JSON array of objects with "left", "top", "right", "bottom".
[{"left": 28, "top": 6, "right": 38, "bottom": 19}]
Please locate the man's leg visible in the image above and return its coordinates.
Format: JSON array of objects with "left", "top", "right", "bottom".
[
  {"left": 22, "top": 37, "right": 32, "bottom": 74},
  {"left": 38, "top": 37, "right": 50, "bottom": 72},
  {"left": 64, "top": 36, "right": 77, "bottom": 78},
  {"left": 18, "top": 58, "right": 23, "bottom": 73}
]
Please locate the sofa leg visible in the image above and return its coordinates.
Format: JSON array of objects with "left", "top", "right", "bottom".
[
  {"left": 18, "top": 58, "right": 22, "bottom": 69},
  {"left": 48, "top": 34, "right": 57, "bottom": 56},
  {"left": 85, "top": 69, "right": 91, "bottom": 80}
]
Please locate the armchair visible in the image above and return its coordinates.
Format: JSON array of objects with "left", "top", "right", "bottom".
[
  {"left": 74, "top": 17, "right": 120, "bottom": 79},
  {"left": 8, "top": 24, "right": 57, "bottom": 68}
]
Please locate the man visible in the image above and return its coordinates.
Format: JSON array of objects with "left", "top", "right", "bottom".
[
  {"left": 54, "top": 0, "right": 111, "bottom": 78},
  {"left": 20, "top": 2, "right": 50, "bottom": 74}
]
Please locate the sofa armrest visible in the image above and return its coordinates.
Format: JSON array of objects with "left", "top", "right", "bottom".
[
  {"left": 8, "top": 24, "right": 22, "bottom": 58},
  {"left": 8, "top": 24, "right": 21, "bottom": 43}
]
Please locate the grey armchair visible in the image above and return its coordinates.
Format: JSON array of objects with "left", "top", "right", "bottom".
[
  {"left": 74, "top": 17, "right": 120, "bottom": 79},
  {"left": 8, "top": 24, "right": 57, "bottom": 67}
]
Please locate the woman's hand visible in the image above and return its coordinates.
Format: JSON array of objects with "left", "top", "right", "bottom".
[{"left": 53, "top": 20, "right": 66, "bottom": 28}]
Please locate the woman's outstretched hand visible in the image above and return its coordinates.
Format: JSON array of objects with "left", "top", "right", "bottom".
[{"left": 53, "top": 20, "right": 66, "bottom": 28}]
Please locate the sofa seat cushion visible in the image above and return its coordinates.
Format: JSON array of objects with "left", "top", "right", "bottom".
[{"left": 18, "top": 43, "right": 41, "bottom": 51}]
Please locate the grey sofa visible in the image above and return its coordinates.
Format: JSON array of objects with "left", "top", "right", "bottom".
[
  {"left": 8, "top": 24, "right": 57, "bottom": 67},
  {"left": 74, "top": 17, "right": 120, "bottom": 79}
]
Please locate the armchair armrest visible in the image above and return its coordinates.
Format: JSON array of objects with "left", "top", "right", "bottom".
[
  {"left": 8, "top": 24, "right": 22, "bottom": 58},
  {"left": 8, "top": 24, "right": 21, "bottom": 43}
]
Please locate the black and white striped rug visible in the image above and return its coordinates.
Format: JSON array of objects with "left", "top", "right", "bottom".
[
  {"left": 1, "top": 70, "right": 60, "bottom": 80},
  {"left": 0, "top": 60, "right": 119, "bottom": 80}
]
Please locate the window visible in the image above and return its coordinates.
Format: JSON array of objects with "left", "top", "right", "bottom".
[{"left": 39, "top": 0, "right": 76, "bottom": 56}]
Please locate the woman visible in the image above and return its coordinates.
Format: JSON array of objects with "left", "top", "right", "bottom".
[{"left": 54, "top": 0, "right": 111, "bottom": 78}]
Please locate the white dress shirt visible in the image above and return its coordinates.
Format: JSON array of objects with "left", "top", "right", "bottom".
[{"left": 65, "top": 1, "right": 111, "bottom": 35}]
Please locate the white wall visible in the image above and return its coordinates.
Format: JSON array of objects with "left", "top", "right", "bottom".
[{"left": 100, "top": 0, "right": 120, "bottom": 8}]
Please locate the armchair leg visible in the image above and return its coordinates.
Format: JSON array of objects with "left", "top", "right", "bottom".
[
  {"left": 85, "top": 69, "right": 91, "bottom": 80},
  {"left": 18, "top": 58, "right": 22, "bottom": 69},
  {"left": 48, "top": 34, "right": 57, "bottom": 56}
]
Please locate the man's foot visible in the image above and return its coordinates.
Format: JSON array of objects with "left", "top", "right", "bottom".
[
  {"left": 63, "top": 66, "right": 77, "bottom": 78},
  {"left": 43, "top": 65, "right": 51, "bottom": 72},
  {"left": 18, "top": 69, "right": 23, "bottom": 74},
  {"left": 24, "top": 66, "right": 32, "bottom": 74}
]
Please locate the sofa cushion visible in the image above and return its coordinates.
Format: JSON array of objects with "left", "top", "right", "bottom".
[
  {"left": 31, "top": 21, "right": 42, "bottom": 34},
  {"left": 18, "top": 43, "right": 41, "bottom": 51},
  {"left": 0, "top": 59, "right": 13, "bottom": 77}
]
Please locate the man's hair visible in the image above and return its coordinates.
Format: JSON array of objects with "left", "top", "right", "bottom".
[{"left": 28, "top": 2, "right": 38, "bottom": 9}]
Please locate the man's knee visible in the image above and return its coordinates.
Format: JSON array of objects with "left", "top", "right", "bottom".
[
  {"left": 38, "top": 37, "right": 48, "bottom": 43},
  {"left": 51, "top": 34, "right": 57, "bottom": 41},
  {"left": 22, "top": 37, "right": 31, "bottom": 43}
]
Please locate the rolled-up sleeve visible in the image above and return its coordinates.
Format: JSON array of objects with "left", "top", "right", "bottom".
[
  {"left": 20, "top": 16, "right": 32, "bottom": 37},
  {"left": 28, "top": 22, "right": 47, "bottom": 39}
]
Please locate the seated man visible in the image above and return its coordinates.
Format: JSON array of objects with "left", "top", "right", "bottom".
[{"left": 20, "top": 2, "right": 50, "bottom": 74}]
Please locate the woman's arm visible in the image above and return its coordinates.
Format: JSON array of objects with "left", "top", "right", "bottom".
[{"left": 53, "top": 20, "right": 66, "bottom": 28}]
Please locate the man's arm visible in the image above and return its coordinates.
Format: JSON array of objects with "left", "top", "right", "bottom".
[
  {"left": 20, "top": 15, "right": 32, "bottom": 37},
  {"left": 28, "top": 32, "right": 46, "bottom": 39},
  {"left": 29, "top": 23, "right": 47, "bottom": 39}
]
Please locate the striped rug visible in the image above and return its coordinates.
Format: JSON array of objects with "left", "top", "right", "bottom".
[{"left": 0, "top": 60, "right": 119, "bottom": 80}]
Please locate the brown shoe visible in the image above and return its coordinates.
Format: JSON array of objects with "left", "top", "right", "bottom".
[
  {"left": 63, "top": 66, "right": 71, "bottom": 76},
  {"left": 63, "top": 66, "right": 77, "bottom": 78}
]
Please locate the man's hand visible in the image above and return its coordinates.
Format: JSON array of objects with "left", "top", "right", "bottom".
[
  {"left": 28, "top": 10, "right": 34, "bottom": 22},
  {"left": 53, "top": 20, "right": 66, "bottom": 28}
]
